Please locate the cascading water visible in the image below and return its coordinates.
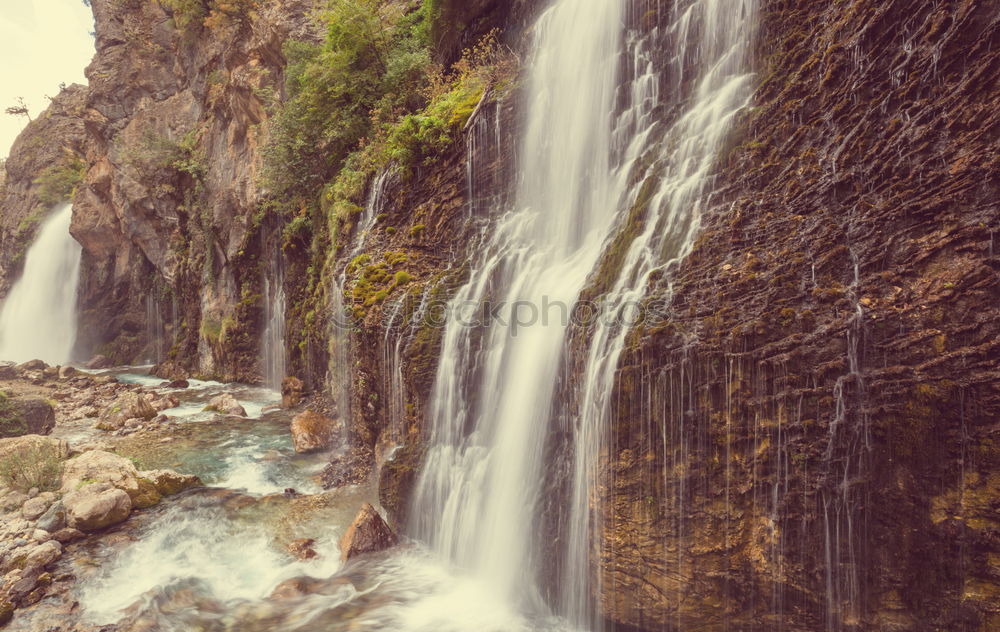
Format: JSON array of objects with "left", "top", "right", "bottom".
[
  {"left": 262, "top": 253, "right": 288, "bottom": 390},
  {"left": 328, "top": 168, "right": 396, "bottom": 416},
  {"left": 411, "top": 0, "right": 758, "bottom": 625},
  {"left": 562, "top": 0, "right": 758, "bottom": 624},
  {"left": 411, "top": 0, "right": 627, "bottom": 612},
  {"left": 0, "top": 203, "right": 82, "bottom": 364},
  {"left": 145, "top": 294, "right": 166, "bottom": 364}
]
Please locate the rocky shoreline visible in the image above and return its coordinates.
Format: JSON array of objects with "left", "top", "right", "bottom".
[{"left": 0, "top": 362, "right": 396, "bottom": 630}]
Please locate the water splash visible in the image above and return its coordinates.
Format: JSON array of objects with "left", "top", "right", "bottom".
[{"left": 0, "top": 203, "right": 82, "bottom": 364}]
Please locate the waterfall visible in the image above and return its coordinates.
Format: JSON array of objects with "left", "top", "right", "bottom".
[
  {"left": 145, "top": 294, "right": 166, "bottom": 364},
  {"left": 563, "top": 0, "right": 758, "bottom": 624},
  {"left": 0, "top": 203, "right": 82, "bottom": 365},
  {"left": 262, "top": 253, "right": 287, "bottom": 390},
  {"left": 411, "top": 0, "right": 626, "bottom": 610},
  {"left": 328, "top": 168, "right": 396, "bottom": 416},
  {"left": 410, "top": 0, "right": 759, "bottom": 624}
]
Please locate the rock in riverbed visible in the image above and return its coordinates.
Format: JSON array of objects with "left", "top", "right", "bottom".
[
  {"left": 339, "top": 503, "right": 396, "bottom": 561},
  {"left": 290, "top": 410, "right": 338, "bottom": 454},
  {"left": 204, "top": 394, "right": 247, "bottom": 417}
]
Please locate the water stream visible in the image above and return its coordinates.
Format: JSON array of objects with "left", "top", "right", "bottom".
[
  {"left": 411, "top": 0, "right": 758, "bottom": 625},
  {"left": 0, "top": 203, "right": 82, "bottom": 364}
]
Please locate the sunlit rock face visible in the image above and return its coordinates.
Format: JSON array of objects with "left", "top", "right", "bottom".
[{"left": 65, "top": 0, "right": 322, "bottom": 377}]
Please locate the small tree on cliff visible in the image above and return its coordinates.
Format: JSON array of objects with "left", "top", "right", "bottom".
[{"left": 5, "top": 97, "right": 31, "bottom": 122}]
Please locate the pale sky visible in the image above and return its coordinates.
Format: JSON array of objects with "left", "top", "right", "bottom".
[{"left": 0, "top": 0, "right": 96, "bottom": 159}]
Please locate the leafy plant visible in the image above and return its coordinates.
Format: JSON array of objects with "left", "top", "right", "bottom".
[{"left": 34, "top": 154, "right": 86, "bottom": 207}]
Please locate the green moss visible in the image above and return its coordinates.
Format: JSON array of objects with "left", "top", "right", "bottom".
[
  {"left": 0, "top": 393, "right": 26, "bottom": 439},
  {"left": 394, "top": 270, "right": 413, "bottom": 286}
]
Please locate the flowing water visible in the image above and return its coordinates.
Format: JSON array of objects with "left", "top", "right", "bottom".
[
  {"left": 411, "top": 0, "right": 757, "bottom": 625},
  {"left": 563, "top": 0, "right": 758, "bottom": 624},
  {"left": 0, "top": 203, "right": 82, "bottom": 364},
  {"left": 262, "top": 253, "right": 288, "bottom": 390}
]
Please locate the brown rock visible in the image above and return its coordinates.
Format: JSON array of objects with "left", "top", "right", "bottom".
[
  {"left": 140, "top": 469, "right": 201, "bottom": 496},
  {"left": 339, "top": 503, "right": 396, "bottom": 562},
  {"left": 204, "top": 394, "right": 247, "bottom": 417},
  {"left": 51, "top": 528, "right": 85, "bottom": 544},
  {"left": 281, "top": 376, "right": 304, "bottom": 408},
  {"left": 290, "top": 410, "right": 338, "bottom": 454},
  {"left": 97, "top": 392, "right": 157, "bottom": 431},
  {"left": 1, "top": 398, "right": 55, "bottom": 436},
  {"left": 84, "top": 355, "right": 112, "bottom": 370},
  {"left": 286, "top": 538, "right": 318, "bottom": 561},
  {"left": 15, "top": 360, "right": 47, "bottom": 372},
  {"left": 63, "top": 482, "right": 132, "bottom": 532}
]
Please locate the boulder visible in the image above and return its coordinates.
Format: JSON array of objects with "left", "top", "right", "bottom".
[
  {"left": 140, "top": 469, "right": 201, "bottom": 496},
  {"left": 41, "top": 367, "right": 59, "bottom": 380},
  {"left": 167, "top": 379, "right": 190, "bottom": 389},
  {"left": 84, "top": 355, "right": 112, "bottom": 370},
  {"left": 281, "top": 376, "right": 305, "bottom": 408},
  {"left": 15, "top": 360, "right": 47, "bottom": 372},
  {"left": 97, "top": 392, "right": 157, "bottom": 431},
  {"left": 204, "top": 394, "right": 247, "bottom": 417},
  {"left": 20, "top": 496, "right": 51, "bottom": 521},
  {"left": 58, "top": 366, "right": 79, "bottom": 380},
  {"left": 50, "top": 528, "right": 84, "bottom": 543},
  {"left": 23, "top": 540, "right": 61, "bottom": 570},
  {"left": 0, "top": 363, "right": 16, "bottom": 380},
  {"left": 62, "top": 483, "right": 131, "bottom": 532},
  {"left": 147, "top": 394, "right": 179, "bottom": 412},
  {"left": 339, "top": 503, "right": 397, "bottom": 561},
  {"left": 36, "top": 501, "right": 66, "bottom": 532},
  {"left": 290, "top": 410, "right": 338, "bottom": 454},
  {"left": 60, "top": 450, "right": 140, "bottom": 499},
  {"left": 2, "top": 398, "right": 55, "bottom": 437}
]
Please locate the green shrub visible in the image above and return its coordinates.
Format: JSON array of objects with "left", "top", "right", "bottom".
[
  {"left": 0, "top": 443, "right": 63, "bottom": 493},
  {"left": 34, "top": 155, "right": 86, "bottom": 207}
]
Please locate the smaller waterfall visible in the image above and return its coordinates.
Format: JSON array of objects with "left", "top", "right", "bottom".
[
  {"left": 262, "top": 254, "right": 287, "bottom": 390},
  {"left": 0, "top": 203, "right": 82, "bottom": 364},
  {"left": 145, "top": 294, "right": 166, "bottom": 364},
  {"left": 328, "top": 168, "right": 396, "bottom": 416}
]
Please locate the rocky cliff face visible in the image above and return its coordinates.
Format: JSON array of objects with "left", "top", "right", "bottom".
[
  {"left": 70, "top": 0, "right": 320, "bottom": 376},
  {"left": 598, "top": 1, "right": 1000, "bottom": 630}
]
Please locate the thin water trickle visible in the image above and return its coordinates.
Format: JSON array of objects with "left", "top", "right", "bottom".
[
  {"left": 262, "top": 252, "right": 288, "bottom": 390},
  {"left": 0, "top": 203, "right": 82, "bottom": 364}
]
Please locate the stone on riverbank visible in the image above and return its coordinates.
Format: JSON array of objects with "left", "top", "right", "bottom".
[{"left": 63, "top": 483, "right": 132, "bottom": 532}]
